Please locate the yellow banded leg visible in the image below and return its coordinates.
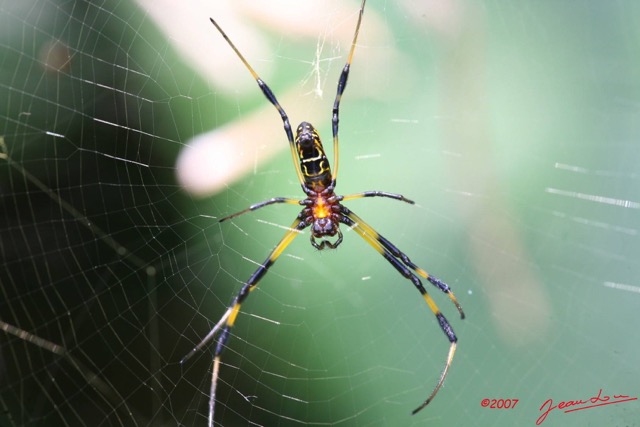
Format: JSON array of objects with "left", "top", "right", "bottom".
[
  {"left": 340, "top": 190, "right": 415, "bottom": 205},
  {"left": 208, "top": 18, "right": 305, "bottom": 186},
  {"left": 347, "top": 209, "right": 465, "bottom": 319},
  {"left": 331, "top": 0, "right": 368, "bottom": 184},
  {"left": 340, "top": 210, "right": 460, "bottom": 414},
  {"left": 219, "top": 197, "right": 302, "bottom": 222},
  {"left": 183, "top": 218, "right": 306, "bottom": 426},
  {"left": 412, "top": 342, "right": 457, "bottom": 414},
  {"left": 209, "top": 357, "right": 221, "bottom": 427}
]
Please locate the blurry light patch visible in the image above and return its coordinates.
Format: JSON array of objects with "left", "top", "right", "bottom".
[{"left": 39, "top": 40, "right": 71, "bottom": 72}]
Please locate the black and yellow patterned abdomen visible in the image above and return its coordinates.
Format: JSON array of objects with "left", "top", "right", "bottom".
[{"left": 295, "top": 122, "right": 332, "bottom": 192}]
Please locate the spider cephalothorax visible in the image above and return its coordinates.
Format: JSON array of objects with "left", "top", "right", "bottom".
[{"left": 301, "top": 187, "right": 343, "bottom": 249}]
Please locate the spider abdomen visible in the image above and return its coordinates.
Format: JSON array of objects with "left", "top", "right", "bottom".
[{"left": 295, "top": 121, "right": 332, "bottom": 192}]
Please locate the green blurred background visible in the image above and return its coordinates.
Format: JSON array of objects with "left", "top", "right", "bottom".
[{"left": 1, "top": 1, "right": 639, "bottom": 426}]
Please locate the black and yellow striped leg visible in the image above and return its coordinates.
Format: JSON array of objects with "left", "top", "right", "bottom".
[
  {"left": 208, "top": 18, "right": 306, "bottom": 186},
  {"left": 339, "top": 209, "right": 462, "bottom": 415},
  {"left": 346, "top": 209, "right": 465, "bottom": 319},
  {"left": 331, "top": 0, "right": 367, "bottom": 184},
  {"left": 340, "top": 190, "right": 415, "bottom": 205},
  {"left": 219, "top": 197, "right": 302, "bottom": 222},
  {"left": 182, "top": 218, "right": 306, "bottom": 427}
]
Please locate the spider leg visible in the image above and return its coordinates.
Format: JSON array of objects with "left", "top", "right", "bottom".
[
  {"left": 182, "top": 218, "right": 306, "bottom": 427},
  {"left": 339, "top": 209, "right": 461, "bottom": 415},
  {"left": 346, "top": 208, "right": 465, "bottom": 319},
  {"left": 220, "top": 197, "right": 302, "bottom": 222},
  {"left": 340, "top": 190, "right": 415, "bottom": 205},
  {"left": 331, "top": 0, "right": 367, "bottom": 185},
  {"left": 209, "top": 18, "right": 305, "bottom": 186}
]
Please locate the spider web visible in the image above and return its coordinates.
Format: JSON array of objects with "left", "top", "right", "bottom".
[{"left": 1, "top": 1, "right": 640, "bottom": 426}]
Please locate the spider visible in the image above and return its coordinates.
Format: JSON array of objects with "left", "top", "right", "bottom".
[{"left": 182, "top": 1, "right": 465, "bottom": 425}]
